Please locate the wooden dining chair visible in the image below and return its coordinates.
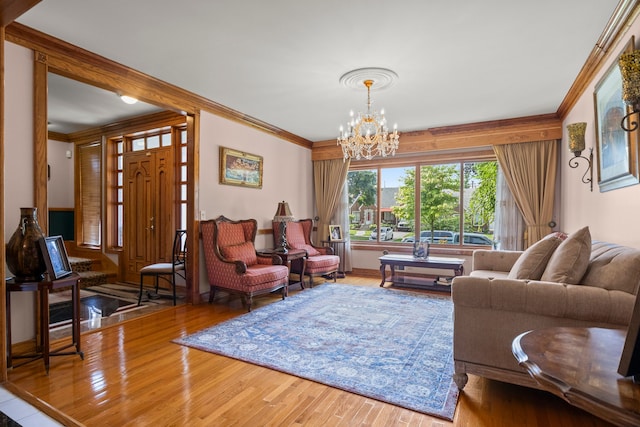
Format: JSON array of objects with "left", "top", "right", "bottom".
[{"left": 138, "top": 229, "right": 187, "bottom": 306}]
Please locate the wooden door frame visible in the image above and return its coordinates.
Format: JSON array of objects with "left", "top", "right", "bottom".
[{"left": 26, "top": 51, "right": 201, "bottom": 305}]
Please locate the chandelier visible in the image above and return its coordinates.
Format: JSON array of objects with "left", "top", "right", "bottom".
[{"left": 337, "top": 74, "right": 400, "bottom": 161}]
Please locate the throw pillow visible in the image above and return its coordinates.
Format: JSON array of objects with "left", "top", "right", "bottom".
[
  {"left": 286, "top": 222, "right": 307, "bottom": 248},
  {"left": 297, "top": 244, "right": 321, "bottom": 257},
  {"left": 221, "top": 241, "right": 257, "bottom": 266},
  {"left": 508, "top": 232, "right": 567, "bottom": 280},
  {"left": 541, "top": 226, "right": 591, "bottom": 284}
]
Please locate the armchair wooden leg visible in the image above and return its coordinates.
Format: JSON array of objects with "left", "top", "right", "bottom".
[{"left": 208, "top": 287, "right": 216, "bottom": 304}]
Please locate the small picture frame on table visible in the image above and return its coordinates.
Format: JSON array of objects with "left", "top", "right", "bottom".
[
  {"left": 413, "top": 240, "right": 429, "bottom": 259},
  {"left": 329, "top": 225, "right": 343, "bottom": 241},
  {"left": 39, "top": 235, "right": 73, "bottom": 280}
]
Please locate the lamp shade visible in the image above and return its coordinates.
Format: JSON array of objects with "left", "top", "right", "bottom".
[
  {"left": 567, "top": 122, "right": 587, "bottom": 156},
  {"left": 619, "top": 50, "right": 640, "bottom": 105},
  {"left": 273, "top": 201, "right": 294, "bottom": 222}
]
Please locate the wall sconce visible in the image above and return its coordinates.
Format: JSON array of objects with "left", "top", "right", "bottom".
[
  {"left": 567, "top": 122, "right": 593, "bottom": 192},
  {"left": 619, "top": 50, "right": 640, "bottom": 132},
  {"left": 273, "top": 201, "right": 294, "bottom": 253}
]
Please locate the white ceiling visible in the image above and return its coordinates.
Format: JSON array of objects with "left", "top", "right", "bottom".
[{"left": 17, "top": 0, "right": 621, "bottom": 141}]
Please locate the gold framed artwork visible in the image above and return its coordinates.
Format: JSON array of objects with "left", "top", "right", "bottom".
[
  {"left": 329, "top": 225, "right": 343, "bottom": 241},
  {"left": 594, "top": 37, "right": 639, "bottom": 192},
  {"left": 219, "top": 146, "right": 263, "bottom": 189}
]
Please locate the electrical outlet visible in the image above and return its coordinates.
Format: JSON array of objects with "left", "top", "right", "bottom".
[{"left": 200, "top": 210, "right": 206, "bottom": 220}]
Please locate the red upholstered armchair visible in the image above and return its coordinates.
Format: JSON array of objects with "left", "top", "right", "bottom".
[
  {"left": 201, "top": 216, "right": 289, "bottom": 311},
  {"left": 273, "top": 218, "right": 339, "bottom": 287}
]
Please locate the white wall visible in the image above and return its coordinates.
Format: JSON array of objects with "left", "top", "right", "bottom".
[
  {"left": 4, "top": 42, "right": 37, "bottom": 343},
  {"left": 562, "top": 18, "right": 640, "bottom": 248},
  {"left": 197, "top": 111, "right": 314, "bottom": 293},
  {"left": 48, "top": 139, "right": 75, "bottom": 208}
]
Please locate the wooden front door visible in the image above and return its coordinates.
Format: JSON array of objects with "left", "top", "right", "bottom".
[{"left": 123, "top": 148, "right": 174, "bottom": 283}]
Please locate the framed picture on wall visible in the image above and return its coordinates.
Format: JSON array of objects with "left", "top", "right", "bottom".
[
  {"left": 594, "top": 37, "right": 639, "bottom": 192},
  {"left": 219, "top": 146, "right": 263, "bottom": 189}
]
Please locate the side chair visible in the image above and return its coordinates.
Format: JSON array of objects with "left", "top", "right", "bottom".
[
  {"left": 273, "top": 219, "right": 339, "bottom": 288},
  {"left": 138, "top": 229, "right": 187, "bottom": 306},
  {"left": 201, "top": 216, "right": 289, "bottom": 311}
]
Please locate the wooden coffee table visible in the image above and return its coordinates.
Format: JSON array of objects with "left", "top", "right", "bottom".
[
  {"left": 379, "top": 253, "right": 464, "bottom": 292},
  {"left": 513, "top": 327, "right": 640, "bottom": 427}
]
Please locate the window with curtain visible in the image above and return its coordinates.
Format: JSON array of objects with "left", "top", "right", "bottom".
[
  {"left": 348, "top": 159, "right": 498, "bottom": 248},
  {"left": 77, "top": 141, "right": 102, "bottom": 247}
]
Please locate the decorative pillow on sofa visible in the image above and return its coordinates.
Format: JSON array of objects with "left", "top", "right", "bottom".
[
  {"left": 508, "top": 232, "right": 567, "bottom": 280},
  {"left": 221, "top": 241, "right": 257, "bottom": 265},
  {"left": 541, "top": 226, "right": 591, "bottom": 284}
]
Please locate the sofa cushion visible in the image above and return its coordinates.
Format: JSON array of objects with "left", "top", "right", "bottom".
[
  {"left": 221, "top": 241, "right": 257, "bottom": 266},
  {"left": 508, "top": 232, "right": 567, "bottom": 280},
  {"left": 452, "top": 276, "right": 634, "bottom": 325},
  {"left": 581, "top": 241, "right": 640, "bottom": 295},
  {"left": 541, "top": 226, "right": 591, "bottom": 284}
]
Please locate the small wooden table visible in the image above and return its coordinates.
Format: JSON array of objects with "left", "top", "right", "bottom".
[
  {"left": 379, "top": 253, "right": 464, "bottom": 292},
  {"left": 322, "top": 240, "right": 346, "bottom": 278},
  {"left": 513, "top": 327, "right": 640, "bottom": 427},
  {"left": 258, "top": 248, "right": 307, "bottom": 292},
  {"left": 6, "top": 273, "right": 84, "bottom": 374}
]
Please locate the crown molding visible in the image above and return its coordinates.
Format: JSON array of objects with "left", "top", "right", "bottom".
[
  {"left": 557, "top": 0, "right": 640, "bottom": 118},
  {"left": 6, "top": 22, "right": 313, "bottom": 149}
]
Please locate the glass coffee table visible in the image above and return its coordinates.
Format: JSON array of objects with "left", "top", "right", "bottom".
[{"left": 379, "top": 253, "right": 464, "bottom": 292}]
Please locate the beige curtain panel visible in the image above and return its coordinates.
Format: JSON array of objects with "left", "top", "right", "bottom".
[
  {"left": 313, "top": 159, "right": 350, "bottom": 244},
  {"left": 494, "top": 140, "right": 558, "bottom": 248}
]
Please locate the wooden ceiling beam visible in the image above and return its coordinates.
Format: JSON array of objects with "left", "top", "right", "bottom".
[
  {"left": 312, "top": 114, "right": 562, "bottom": 161},
  {"left": 5, "top": 22, "right": 313, "bottom": 149},
  {"left": 0, "top": 0, "right": 40, "bottom": 27}
]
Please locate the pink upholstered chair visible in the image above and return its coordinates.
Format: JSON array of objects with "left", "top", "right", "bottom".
[
  {"left": 273, "top": 219, "right": 339, "bottom": 288},
  {"left": 201, "top": 216, "right": 289, "bottom": 311}
]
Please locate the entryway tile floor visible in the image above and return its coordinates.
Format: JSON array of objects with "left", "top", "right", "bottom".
[{"left": 0, "top": 387, "right": 64, "bottom": 426}]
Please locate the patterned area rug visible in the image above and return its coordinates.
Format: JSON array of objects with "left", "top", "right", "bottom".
[{"left": 175, "top": 283, "right": 459, "bottom": 420}]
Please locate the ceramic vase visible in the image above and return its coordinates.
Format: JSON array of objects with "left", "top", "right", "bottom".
[{"left": 6, "top": 207, "right": 46, "bottom": 282}]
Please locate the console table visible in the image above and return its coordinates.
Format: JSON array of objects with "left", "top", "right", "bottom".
[
  {"left": 513, "top": 327, "right": 640, "bottom": 427},
  {"left": 379, "top": 253, "right": 464, "bottom": 292},
  {"left": 6, "top": 273, "right": 84, "bottom": 374}
]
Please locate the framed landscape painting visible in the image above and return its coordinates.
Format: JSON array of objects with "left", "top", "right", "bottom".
[
  {"left": 219, "top": 146, "right": 263, "bottom": 189},
  {"left": 594, "top": 37, "right": 639, "bottom": 192}
]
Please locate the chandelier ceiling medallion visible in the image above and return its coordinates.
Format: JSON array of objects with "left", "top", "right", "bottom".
[{"left": 337, "top": 68, "right": 400, "bottom": 161}]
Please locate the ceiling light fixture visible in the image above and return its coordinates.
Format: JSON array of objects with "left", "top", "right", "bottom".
[
  {"left": 337, "top": 68, "right": 400, "bottom": 161},
  {"left": 119, "top": 95, "right": 138, "bottom": 105}
]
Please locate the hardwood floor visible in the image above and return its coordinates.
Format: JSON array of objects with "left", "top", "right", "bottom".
[{"left": 5, "top": 275, "right": 614, "bottom": 427}]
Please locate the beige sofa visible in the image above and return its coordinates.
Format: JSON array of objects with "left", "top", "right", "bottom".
[{"left": 451, "top": 232, "right": 640, "bottom": 390}]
